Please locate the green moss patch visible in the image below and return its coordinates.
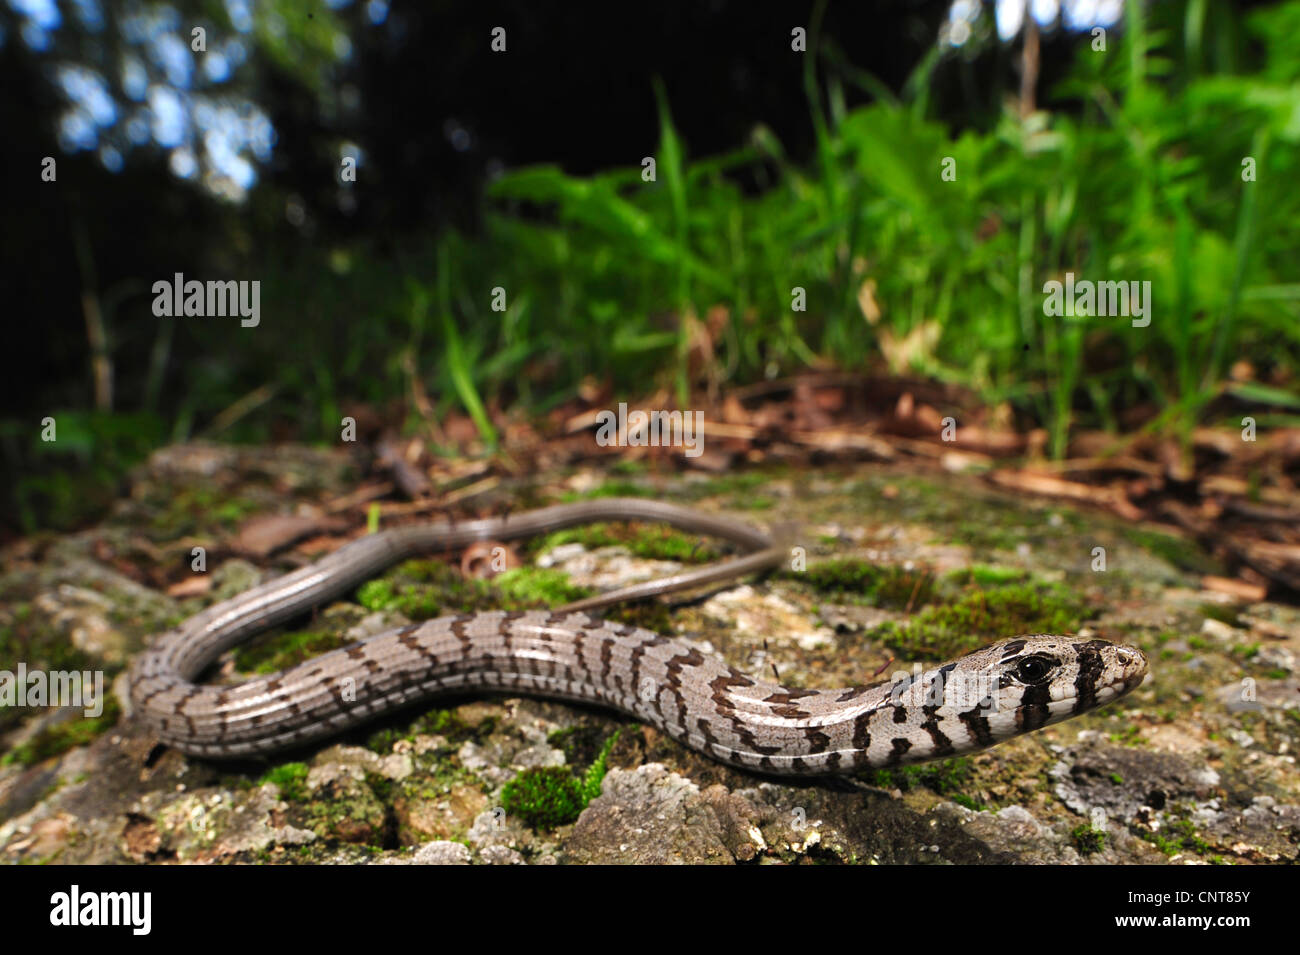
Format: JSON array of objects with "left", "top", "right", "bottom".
[
  {"left": 1071, "top": 824, "right": 1107, "bottom": 855},
  {"left": 1108, "top": 724, "right": 1145, "bottom": 747},
  {"left": 145, "top": 483, "right": 259, "bottom": 539},
  {"left": 787, "top": 558, "right": 935, "bottom": 610},
  {"left": 872, "top": 577, "right": 1089, "bottom": 661},
  {"left": 2, "top": 693, "right": 122, "bottom": 767},
  {"left": 233, "top": 629, "right": 352, "bottom": 674},
  {"left": 866, "top": 756, "right": 981, "bottom": 808},
  {"left": 355, "top": 559, "right": 595, "bottom": 622},
  {"left": 947, "top": 565, "right": 1031, "bottom": 588},
  {"left": 493, "top": 568, "right": 592, "bottom": 607},
  {"left": 501, "top": 727, "right": 624, "bottom": 830},
  {"left": 500, "top": 767, "right": 586, "bottom": 830},
  {"left": 1138, "top": 817, "right": 1212, "bottom": 856},
  {"left": 562, "top": 481, "right": 657, "bottom": 502},
  {"left": 529, "top": 521, "right": 722, "bottom": 563},
  {"left": 259, "top": 761, "right": 310, "bottom": 802},
  {"left": 1123, "top": 528, "right": 1222, "bottom": 576}
]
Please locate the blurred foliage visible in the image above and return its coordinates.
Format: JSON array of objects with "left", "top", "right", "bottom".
[
  {"left": 1, "top": 412, "right": 165, "bottom": 532},
  {"left": 297, "top": 0, "right": 1298, "bottom": 455},
  {"left": 469, "top": 0, "right": 1299, "bottom": 455}
]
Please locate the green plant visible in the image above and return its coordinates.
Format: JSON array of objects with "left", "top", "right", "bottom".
[{"left": 1072, "top": 824, "right": 1107, "bottom": 855}]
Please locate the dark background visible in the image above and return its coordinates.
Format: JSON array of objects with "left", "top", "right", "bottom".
[{"left": 4, "top": 0, "right": 1096, "bottom": 416}]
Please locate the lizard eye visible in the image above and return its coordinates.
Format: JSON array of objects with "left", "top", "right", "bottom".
[{"left": 1014, "top": 656, "right": 1054, "bottom": 684}]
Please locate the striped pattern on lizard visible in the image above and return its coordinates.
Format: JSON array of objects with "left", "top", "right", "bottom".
[{"left": 129, "top": 498, "right": 1148, "bottom": 773}]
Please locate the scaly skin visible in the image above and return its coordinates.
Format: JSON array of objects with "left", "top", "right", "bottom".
[{"left": 129, "top": 499, "right": 1147, "bottom": 772}]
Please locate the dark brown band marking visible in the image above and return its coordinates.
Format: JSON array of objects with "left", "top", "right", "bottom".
[
  {"left": 999, "top": 640, "right": 1027, "bottom": 661},
  {"left": 1071, "top": 641, "right": 1107, "bottom": 714},
  {"left": 1015, "top": 682, "right": 1052, "bottom": 731},
  {"left": 888, "top": 737, "right": 912, "bottom": 765},
  {"left": 959, "top": 706, "right": 995, "bottom": 747},
  {"left": 919, "top": 705, "right": 954, "bottom": 756}
]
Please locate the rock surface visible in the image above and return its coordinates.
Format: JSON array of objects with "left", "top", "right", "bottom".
[{"left": 2, "top": 443, "right": 1297, "bottom": 864}]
